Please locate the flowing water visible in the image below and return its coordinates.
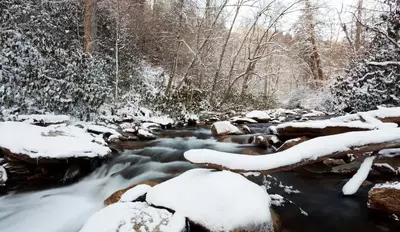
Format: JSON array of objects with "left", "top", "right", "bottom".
[{"left": 0, "top": 127, "right": 399, "bottom": 232}]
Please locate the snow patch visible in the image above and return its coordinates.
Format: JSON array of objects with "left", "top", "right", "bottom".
[
  {"left": 342, "top": 156, "right": 375, "bottom": 195},
  {"left": 120, "top": 184, "right": 152, "bottom": 203}
]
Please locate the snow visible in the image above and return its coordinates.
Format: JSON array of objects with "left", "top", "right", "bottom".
[
  {"left": 378, "top": 148, "right": 400, "bottom": 157},
  {"left": 80, "top": 202, "right": 183, "bottom": 232},
  {"left": 276, "top": 120, "right": 378, "bottom": 130},
  {"left": 16, "top": 114, "right": 70, "bottom": 125},
  {"left": 357, "top": 112, "right": 397, "bottom": 129},
  {"left": 86, "top": 124, "right": 121, "bottom": 137},
  {"left": 149, "top": 116, "right": 174, "bottom": 126},
  {"left": 342, "top": 156, "right": 375, "bottom": 195},
  {"left": 374, "top": 163, "right": 397, "bottom": 173},
  {"left": 333, "top": 107, "right": 400, "bottom": 122},
  {"left": 184, "top": 128, "right": 400, "bottom": 172},
  {"left": 211, "top": 121, "right": 242, "bottom": 135},
  {"left": 302, "top": 110, "right": 325, "bottom": 117},
  {"left": 372, "top": 181, "right": 400, "bottom": 190},
  {"left": 184, "top": 114, "right": 199, "bottom": 122},
  {"left": 146, "top": 169, "right": 272, "bottom": 231},
  {"left": 0, "top": 122, "right": 111, "bottom": 159},
  {"left": 0, "top": 165, "right": 7, "bottom": 186},
  {"left": 120, "top": 184, "right": 152, "bottom": 203},
  {"left": 246, "top": 110, "right": 271, "bottom": 121},
  {"left": 138, "top": 129, "right": 156, "bottom": 139},
  {"left": 269, "top": 194, "right": 285, "bottom": 206}
]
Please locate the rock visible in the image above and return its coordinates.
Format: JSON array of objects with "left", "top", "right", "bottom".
[
  {"left": 276, "top": 136, "right": 308, "bottom": 152},
  {"left": 211, "top": 121, "right": 242, "bottom": 136},
  {"left": 229, "top": 117, "right": 257, "bottom": 124},
  {"left": 104, "top": 181, "right": 159, "bottom": 206},
  {"left": 254, "top": 136, "right": 269, "bottom": 149},
  {"left": 137, "top": 129, "right": 158, "bottom": 140},
  {"left": 15, "top": 114, "right": 70, "bottom": 126},
  {"left": 146, "top": 169, "right": 274, "bottom": 232},
  {"left": 242, "top": 125, "right": 252, "bottom": 134},
  {"left": 331, "top": 162, "right": 362, "bottom": 174},
  {"left": 241, "top": 149, "right": 260, "bottom": 156},
  {"left": 0, "top": 165, "right": 7, "bottom": 186},
  {"left": 323, "top": 158, "right": 346, "bottom": 167},
  {"left": 80, "top": 202, "right": 185, "bottom": 232},
  {"left": 246, "top": 111, "right": 271, "bottom": 123},
  {"left": 368, "top": 182, "right": 400, "bottom": 215}
]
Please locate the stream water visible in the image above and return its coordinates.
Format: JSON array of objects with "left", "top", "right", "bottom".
[{"left": 0, "top": 127, "right": 399, "bottom": 232}]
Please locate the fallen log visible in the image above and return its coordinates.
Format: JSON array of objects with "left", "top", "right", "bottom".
[{"left": 184, "top": 128, "right": 400, "bottom": 174}]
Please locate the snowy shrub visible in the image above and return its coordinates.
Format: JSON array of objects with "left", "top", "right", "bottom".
[
  {"left": 0, "top": 0, "right": 111, "bottom": 118},
  {"left": 332, "top": 0, "right": 400, "bottom": 112}
]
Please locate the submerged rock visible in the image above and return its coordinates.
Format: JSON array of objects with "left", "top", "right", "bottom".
[{"left": 368, "top": 182, "right": 400, "bottom": 215}]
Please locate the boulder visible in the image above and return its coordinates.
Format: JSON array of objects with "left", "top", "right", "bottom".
[
  {"left": 211, "top": 121, "right": 242, "bottom": 136},
  {"left": 368, "top": 182, "right": 400, "bottom": 215},
  {"left": 146, "top": 169, "right": 274, "bottom": 232},
  {"left": 246, "top": 111, "right": 271, "bottom": 123},
  {"left": 0, "top": 165, "right": 7, "bottom": 186},
  {"left": 104, "top": 181, "right": 159, "bottom": 206},
  {"left": 276, "top": 136, "right": 308, "bottom": 152}
]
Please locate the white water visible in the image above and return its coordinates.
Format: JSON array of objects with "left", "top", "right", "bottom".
[{"left": 0, "top": 136, "right": 243, "bottom": 232}]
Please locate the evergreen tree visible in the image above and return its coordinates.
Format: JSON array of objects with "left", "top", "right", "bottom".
[{"left": 333, "top": 0, "right": 400, "bottom": 112}]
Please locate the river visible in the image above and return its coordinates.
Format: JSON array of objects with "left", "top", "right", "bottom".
[{"left": 0, "top": 126, "right": 399, "bottom": 232}]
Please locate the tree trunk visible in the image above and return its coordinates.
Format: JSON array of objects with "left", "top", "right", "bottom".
[
  {"left": 83, "top": 0, "right": 97, "bottom": 54},
  {"left": 305, "top": 0, "right": 323, "bottom": 82},
  {"left": 114, "top": 0, "right": 120, "bottom": 103},
  {"left": 165, "top": 0, "right": 185, "bottom": 96},
  {"left": 210, "top": 1, "right": 242, "bottom": 103},
  {"left": 355, "top": 0, "right": 363, "bottom": 51}
]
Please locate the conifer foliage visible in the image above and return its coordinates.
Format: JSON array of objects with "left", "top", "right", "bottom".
[{"left": 333, "top": 0, "right": 400, "bottom": 112}]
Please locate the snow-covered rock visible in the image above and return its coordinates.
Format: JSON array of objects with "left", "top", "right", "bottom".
[
  {"left": 146, "top": 169, "right": 273, "bottom": 232},
  {"left": 120, "top": 184, "right": 152, "bottom": 203},
  {"left": 229, "top": 117, "right": 257, "bottom": 124},
  {"left": 0, "top": 165, "right": 7, "bottom": 186},
  {"left": 105, "top": 181, "right": 159, "bottom": 206},
  {"left": 16, "top": 114, "right": 70, "bottom": 125},
  {"left": 0, "top": 122, "right": 111, "bottom": 160},
  {"left": 245, "top": 111, "right": 271, "bottom": 122},
  {"left": 368, "top": 182, "right": 400, "bottom": 214},
  {"left": 211, "top": 121, "right": 242, "bottom": 136},
  {"left": 80, "top": 202, "right": 185, "bottom": 232},
  {"left": 342, "top": 156, "right": 375, "bottom": 195},
  {"left": 184, "top": 113, "right": 199, "bottom": 126},
  {"left": 138, "top": 129, "right": 157, "bottom": 140}
]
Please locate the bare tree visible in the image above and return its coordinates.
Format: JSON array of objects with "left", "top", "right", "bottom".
[
  {"left": 83, "top": 0, "right": 97, "bottom": 54},
  {"left": 355, "top": 0, "right": 363, "bottom": 51}
]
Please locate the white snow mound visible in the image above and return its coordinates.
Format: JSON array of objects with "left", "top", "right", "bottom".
[{"left": 146, "top": 169, "right": 272, "bottom": 231}]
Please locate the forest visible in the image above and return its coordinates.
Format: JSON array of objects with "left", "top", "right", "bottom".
[{"left": 1, "top": 0, "right": 400, "bottom": 232}]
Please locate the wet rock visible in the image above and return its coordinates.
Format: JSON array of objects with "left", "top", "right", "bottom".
[
  {"left": 323, "top": 158, "right": 346, "bottom": 167},
  {"left": 104, "top": 181, "right": 159, "bottom": 206},
  {"left": 0, "top": 165, "right": 7, "bottom": 186},
  {"left": 241, "top": 149, "right": 260, "bottom": 156},
  {"left": 242, "top": 125, "right": 252, "bottom": 134},
  {"left": 276, "top": 136, "right": 308, "bottom": 152},
  {"left": 254, "top": 136, "right": 269, "bottom": 149},
  {"left": 211, "top": 121, "right": 242, "bottom": 136},
  {"left": 331, "top": 162, "right": 362, "bottom": 174},
  {"left": 137, "top": 129, "right": 158, "bottom": 140},
  {"left": 368, "top": 182, "right": 400, "bottom": 215}
]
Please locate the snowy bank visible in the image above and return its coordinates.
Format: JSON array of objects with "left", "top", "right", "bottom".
[
  {"left": 0, "top": 122, "right": 111, "bottom": 160},
  {"left": 184, "top": 128, "right": 400, "bottom": 173},
  {"left": 146, "top": 169, "right": 273, "bottom": 231},
  {"left": 15, "top": 114, "right": 70, "bottom": 125}
]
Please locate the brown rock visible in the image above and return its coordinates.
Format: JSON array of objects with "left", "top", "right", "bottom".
[
  {"left": 241, "top": 149, "right": 260, "bottom": 156},
  {"left": 277, "top": 137, "right": 308, "bottom": 152},
  {"left": 368, "top": 185, "right": 400, "bottom": 214},
  {"left": 323, "top": 158, "right": 346, "bottom": 167},
  {"left": 104, "top": 181, "right": 159, "bottom": 206}
]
